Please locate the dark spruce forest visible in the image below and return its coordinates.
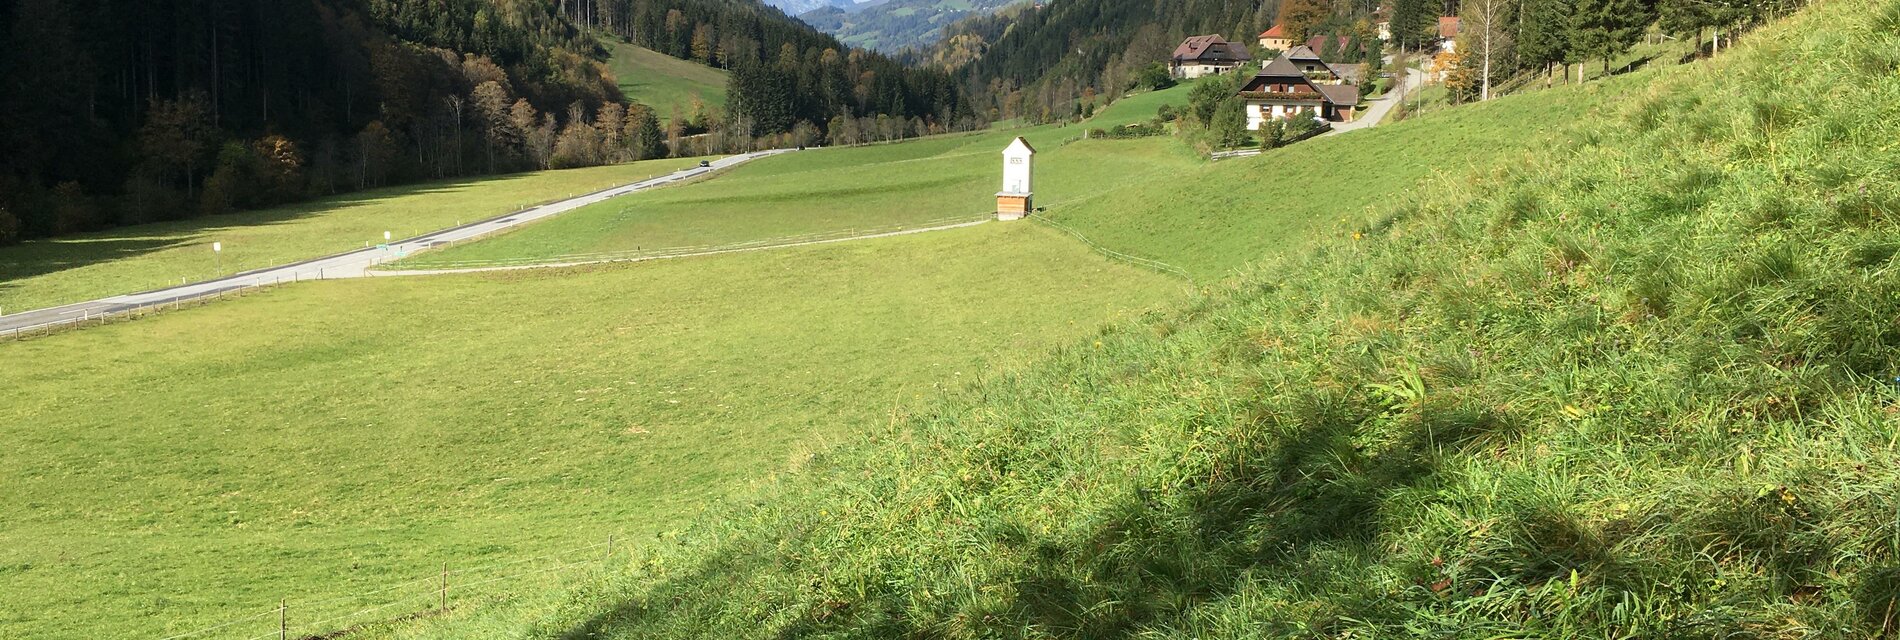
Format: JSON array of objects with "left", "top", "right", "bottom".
[{"left": 0, "top": 0, "right": 968, "bottom": 244}]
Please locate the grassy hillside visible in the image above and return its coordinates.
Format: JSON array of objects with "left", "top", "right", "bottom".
[
  {"left": 0, "top": 223, "right": 1180, "bottom": 639},
  {"left": 605, "top": 40, "right": 730, "bottom": 114},
  {"left": 397, "top": 84, "right": 1202, "bottom": 270},
  {"left": 1050, "top": 75, "right": 1637, "bottom": 280},
  {"left": 0, "top": 158, "right": 697, "bottom": 313},
  {"left": 370, "top": 0, "right": 1900, "bottom": 636}
]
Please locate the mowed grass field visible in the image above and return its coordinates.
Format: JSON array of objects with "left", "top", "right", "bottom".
[
  {"left": 605, "top": 40, "right": 729, "bottom": 115},
  {"left": 397, "top": 84, "right": 1204, "bottom": 270},
  {"left": 0, "top": 222, "right": 1182, "bottom": 639},
  {"left": 0, "top": 158, "right": 699, "bottom": 314}
]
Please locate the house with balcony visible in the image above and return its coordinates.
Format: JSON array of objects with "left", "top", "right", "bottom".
[
  {"left": 1235, "top": 46, "right": 1361, "bottom": 128},
  {"left": 1169, "top": 35, "right": 1252, "bottom": 79}
]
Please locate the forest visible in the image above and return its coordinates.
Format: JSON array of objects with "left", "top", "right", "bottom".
[
  {"left": 0, "top": 0, "right": 967, "bottom": 245},
  {"left": 571, "top": 0, "right": 978, "bottom": 138}
]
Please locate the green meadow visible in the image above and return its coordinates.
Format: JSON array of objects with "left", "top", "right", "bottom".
[
  {"left": 605, "top": 40, "right": 730, "bottom": 115},
  {"left": 397, "top": 85, "right": 1203, "bottom": 270},
  {"left": 366, "top": 0, "right": 1900, "bottom": 637},
  {"left": 0, "top": 23, "right": 1750, "bottom": 639},
  {"left": 0, "top": 222, "right": 1181, "bottom": 639},
  {"left": 1049, "top": 75, "right": 1635, "bottom": 279},
  {"left": 0, "top": 158, "right": 697, "bottom": 314}
]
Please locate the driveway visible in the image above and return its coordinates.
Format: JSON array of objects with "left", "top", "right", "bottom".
[
  {"left": 0, "top": 149, "right": 794, "bottom": 336},
  {"left": 1330, "top": 64, "right": 1427, "bottom": 134}
]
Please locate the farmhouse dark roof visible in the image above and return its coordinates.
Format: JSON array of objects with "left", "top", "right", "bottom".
[
  {"left": 1171, "top": 35, "right": 1252, "bottom": 64},
  {"left": 1285, "top": 45, "right": 1323, "bottom": 62},
  {"left": 1256, "top": 48, "right": 1341, "bottom": 80},
  {"left": 1259, "top": 55, "right": 1304, "bottom": 77},
  {"left": 1316, "top": 84, "right": 1360, "bottom": 106}
]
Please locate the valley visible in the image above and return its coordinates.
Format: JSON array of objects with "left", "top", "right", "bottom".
[{"left": 2, "top": 0, "right": 1893, "bottom": 637}]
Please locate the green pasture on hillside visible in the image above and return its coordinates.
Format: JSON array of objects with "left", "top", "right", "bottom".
[
  {"left": 1050, "top": 74, "right": 1634, "bottom": 279},
  {"left": 0, "top": 222, "right": 1181, "bottom": 639},
  {"left": 605, "top": 40, "right": 730, "bottom": 115},
  {"left": 0, "top": 159, "right": 699, "bottom": 314}
]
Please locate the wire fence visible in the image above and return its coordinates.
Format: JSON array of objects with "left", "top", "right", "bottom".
[
  {"left": 1025, "top": 213, "right": 1193, "bottom": 281},
  {"left": 151, "top": 535, "right": 625, "bottom": 640},
  {"left": 390, "top": 214, "right": 994, "bottom": 271},
  {"left": 2, "top": 277, "right": 294, "bottom": 341}
]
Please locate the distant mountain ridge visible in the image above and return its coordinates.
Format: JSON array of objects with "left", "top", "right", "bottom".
[
  {"left": 763, "top": 0, "right": 871, "bottom": 16},
  {"left": 798, "top": 0, "right": 1023, "bottom": 53}
]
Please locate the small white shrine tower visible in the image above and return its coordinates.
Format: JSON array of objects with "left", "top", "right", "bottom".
[{"left": 996, "top": 137, "right": 1035, "bottom": 221}]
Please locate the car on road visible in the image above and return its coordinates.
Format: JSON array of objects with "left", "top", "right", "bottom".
[{"left": 698, "top": 160, "right": 711, "bottom": 168}]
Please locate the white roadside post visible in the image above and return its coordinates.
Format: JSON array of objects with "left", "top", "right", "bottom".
[{"left": 213, "top": 241, "right": 223, "bottom": 273}]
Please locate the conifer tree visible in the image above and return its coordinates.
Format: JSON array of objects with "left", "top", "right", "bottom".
[
  {"left": 1390, "top": 0, "right": 1437, "bottom": 51},
  {"left": 1569, "top": 0, "right": 1653, "bottom": 78},
  {"left": 1517, "top": 0, "right": 1573, "bottom": 83}
]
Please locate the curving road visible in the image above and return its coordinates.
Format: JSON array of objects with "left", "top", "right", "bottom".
[
  {"left": 1328, "top": 64, "right": 1427, "bottom": 135},
  {"left": 0, "top": 149, "right": 794, "bottom": 337}
]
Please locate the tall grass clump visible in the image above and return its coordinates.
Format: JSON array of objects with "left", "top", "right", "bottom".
[{"left": 374, "top": 1, "right": 1900, "bottom": 637}]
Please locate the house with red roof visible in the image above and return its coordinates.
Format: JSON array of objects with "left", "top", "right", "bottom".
[
  {"left": 1257, "top": 24, "right": 1294, "bottom": 51},
  {"left": 1439, "top": 17, "right": 1461, "bottom": 52},
  {"left": 1169, "top": 35, "right": 1252, "bottom": 79}
]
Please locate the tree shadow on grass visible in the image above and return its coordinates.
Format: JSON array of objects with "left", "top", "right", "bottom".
[
  {"left": 553, "top": 385, "right": 1513, "bottom": 638},
  {"left": 1611, "top": 53, "right": 1661, "bottom": 77}
]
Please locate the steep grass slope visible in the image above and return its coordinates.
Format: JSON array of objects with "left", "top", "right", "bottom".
[
  {"left": 605, "top": 40, "right": 729, "bottom": 114},
  {"left": 0, "top": 224, "right": 1178, "bottom": 639},
  {"left": 379, "top": 1, "right": 1900, "bottom": 637},
  {"left": 1051, "top": 76, "right": 1638, "bottom": 280}
]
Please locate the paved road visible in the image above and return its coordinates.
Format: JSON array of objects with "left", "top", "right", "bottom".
[
  {"left": 0, "top": 149, "right": 794, "bottom": 336},
  {"left": 1328, "top": 65, "right": 1426, "bottom": 135}
]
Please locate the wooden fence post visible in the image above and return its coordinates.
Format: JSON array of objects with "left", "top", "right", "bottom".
[
  {"left": 440, "top": 562, "right": 449, "bottom": 613},
  {"left": 278, "top": 599, "right": 286, "bottom": 640}
]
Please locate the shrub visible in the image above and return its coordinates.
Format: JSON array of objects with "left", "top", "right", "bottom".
[
  {"left": 1259, "top": 119, "right": 1288, "bottom": 150},
  {"left": 1284, "top": 112, "right": 1323, "bottom": 138},
  {"left": 1132, "top": 62, "right": 1176, "bottom": 91},
  {"left": 0, "top": 202, "right": 19, "bottom": 245},
  {"left": 1091, "top": 121, "right": 1169, "bottom": 139},
  {"left": 201, "top": 142, "right": 261, "bottom": 216},
  {"left": 1210, "top": 97, "right": 1251, "bottom": 148}
]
